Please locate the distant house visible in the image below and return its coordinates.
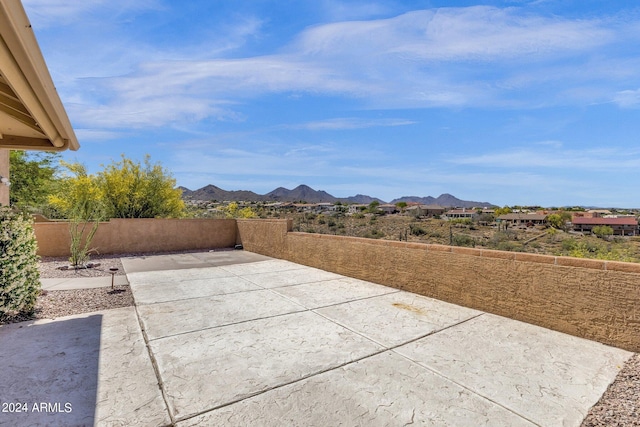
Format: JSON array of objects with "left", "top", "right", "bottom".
[
  {"left": 405, "top": 205, "right": 446, "bottom": 218},
  {"left": 314, "top": 202, "right": 336, "bottom": 213},
  {"left": 348, "top": 204, "right": 367, "bottom": 214},
  {"left": 497, "top": 213, "right": 547, "bottom": 226},
  {"left": 571, "top": 217, "right": 638, "bottom": 236},
  {"left": 572, "top": 210, "right": 612, "bottom": 219},
  {"left": 378, "top": 204, "right": 398, "bottom": 215},
  {"left": 442, "top": 208, "right": 478, "bottom": 221},
  {"left": 293, "top": 203, "right": 315, "bottom": 213}
]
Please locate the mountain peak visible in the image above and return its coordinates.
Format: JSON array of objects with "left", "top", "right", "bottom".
[{"left": 181, "top": 183, "right": 493, "bottom": 207}]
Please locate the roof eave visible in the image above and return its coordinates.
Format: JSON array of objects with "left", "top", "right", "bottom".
[{"left": 0, "top": 0, "right": 79, "bottom": 151}]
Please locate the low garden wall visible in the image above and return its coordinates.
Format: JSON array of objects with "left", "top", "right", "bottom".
[
  {"left": 34, "top": 218, "right": 237, "bottom": 257},
  {"left": 237, "top": 219, "right": 640, "bottom": 352}
]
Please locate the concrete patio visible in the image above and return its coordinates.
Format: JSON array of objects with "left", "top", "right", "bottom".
[{"left": 0, "top": 250, "right": 632, "bottom": 426}]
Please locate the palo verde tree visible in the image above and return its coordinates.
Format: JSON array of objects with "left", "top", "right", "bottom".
[
  {"left": 547, "top": 211, "right": 572, "bottom": 230},
  {"left": 97, "top": 154, "right": 185, "bottom": 218},
  {"left": 224, "top": 202, "right": 257, "bottom": 219},
  {"left": 592, "top": 225, "right": 614, "bottom": 239}
]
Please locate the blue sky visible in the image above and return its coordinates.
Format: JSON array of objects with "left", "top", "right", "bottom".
[{"left": 22, "top": 0, "right": 640, "bottom": 207}]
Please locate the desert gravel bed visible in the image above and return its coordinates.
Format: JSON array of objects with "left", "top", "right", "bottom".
[
  {"left": 38, "top": 254, "right": 127, "bottom": 278},
  {"left": 2, "top": 253, "right": 638, "bottom": 424},
  {"left": 581, "top": 353, "right": 640, "bottom": 426}
]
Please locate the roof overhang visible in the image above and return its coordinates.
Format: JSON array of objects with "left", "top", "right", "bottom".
[{"left": 0, "top": 0, "right": 79, "bottom": 151}]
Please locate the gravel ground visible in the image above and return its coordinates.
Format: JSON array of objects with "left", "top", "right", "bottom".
[
  {"left": 581, "top": 353, "right": 640, "bottom": 426},
  {"left": 1, "top": 253, "right": 638, "bottom": 425},
  {"left": 38, "top": 254, "right": 127, "bottom": 278}
]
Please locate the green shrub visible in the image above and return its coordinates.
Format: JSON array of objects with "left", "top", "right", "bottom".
[
  {"left": 452, "top": 234, "right": 475, "bottom": 247},
  {"left": 0, "top": 208, "right": 41, "bottom": 319},
  {"left": 561, "top": 238, "right": 578, "bottom": 252},
  {"left": 409, "top": 224, "right": 427, "bottom": 236},
  {"left": 495, "top": 241, "right": 523, "bottom": 252},
  {"left": 365, "top": 229, "right": 383, "bottom": 239},
  {"left": 592, "top": 225, "right": 614, "bottom": 239}
]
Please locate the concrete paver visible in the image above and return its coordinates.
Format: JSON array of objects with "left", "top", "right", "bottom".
[
  {"left": 272, "top": 277, "right": 399, "bottom": 309},
  {"left": 126, "top": 265, "right": 234, "bottom": 285},
  {"left": 177, "top": 350, "right": 536, "bottom": 427},
  {"left": 120, "top": 250, "right": 272, "bottom": 274},
  {"left": 238, "top": 266, "right": 343, "bottom": 288},
  {"left": 129, "top": 275, "right": 260, "bottom": 305},
  {"left": 315, "top": 290, "right": 483, "bottom": 347},
  {"left": 150, "top": 310, "right": 384, "bottom": 422},
  {"left": 137, "top": 288, "right": 306, "bottom": 340},
  {"left": 218, "top": 258, "right": 306, "bottom": 275},
  {"left": 395, "top": 313, "right": 632, "bottom": 426},
  {"left": 0, "top": 308, "right": 169, "bottom": 427}
]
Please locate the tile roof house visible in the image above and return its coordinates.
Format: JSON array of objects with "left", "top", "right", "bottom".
[
  {"left": 497, "top": 213, "right": 548, "bottom": 226},
  {"left": 405, "top": 204, "right": 446, "bottom": 218},
  {"left": 571, "top": 217, "right": 638, "bottom": 236},
  {"left": 442, "top": 208, "right": 478, "bottom": 221}
]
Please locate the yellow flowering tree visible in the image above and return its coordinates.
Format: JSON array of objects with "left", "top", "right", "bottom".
[
  {"left": 48, "top": 161, "right": 104, "bottom": 219},
  {"left": 98, "top": 155, "right": 185, "bottom": 218},
  {"left": 224, "top": 202, "right": 257, "bottom": 219}
]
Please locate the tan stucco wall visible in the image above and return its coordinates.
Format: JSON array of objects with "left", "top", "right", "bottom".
[
  {"left": 237, "top": 219, "right": 640, "bottom": 352},
  {"left": 34, "top": 218, "right": 237, "bottom": 257},
  {"left": 0, "top": 149, "right": 8, "bottom": 206}
]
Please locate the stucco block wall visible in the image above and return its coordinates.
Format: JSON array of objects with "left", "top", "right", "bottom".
[
  {"left": 0, "top": 149, "right": 8, "bottom": 206},
  {"left": 237, "top": 219, "right": 640, "bottom": 352},
  {"left": 34, "top": 218, "right": 237, "bottom": 257}
]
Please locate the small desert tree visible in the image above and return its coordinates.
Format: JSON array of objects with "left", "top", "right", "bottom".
[
  {"left": 592, "top": 225, "right": 614, "bottom": 239},
  {"left": 224, "top": 202, "right": 257, "bottom": 218},
  {"left": 98, "top": 154, "right": 184, "bottom": 218}
]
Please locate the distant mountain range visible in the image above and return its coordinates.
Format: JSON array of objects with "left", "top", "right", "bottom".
[
  {"left": 180, "top": 184, "right": 494, "bottom": 208},
  {"left": 391, "top": 194, "right": 494, "bottom": 208}
]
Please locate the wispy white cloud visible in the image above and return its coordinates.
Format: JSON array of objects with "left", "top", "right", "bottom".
[
  {"left": 613, "top": 88, "right": 640, "bottom": 108},
  {"left": 450, "top": 146, "right": 640, "bottom": 171},
  {"left": 286, "top": 118, "right": 416, "bottom": 130},
  {"left": 294, "top": 7, "right": 612, "bottom": 61},
  {"left": 23, "top": 0, "right": 162, "bottom": 27},
  {"left": 30, "top": 3, "right": 635, "bottom": 130}
]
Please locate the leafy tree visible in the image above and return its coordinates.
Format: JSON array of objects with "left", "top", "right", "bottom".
[
  {"left": 592, "top": 225, "right": 614, "bottom": 239},
  {"left": 224, "top": 202, "right": 256, "bottom": 219},
  {"left": 494, "top": 206, "right": 512, "bottom": 216},
  {"left": 547, "top": 211, "right": 572, "bottom": 230},
  {"left": 48, "top": 161, "right": 104, "bottom": 219},
  {"left": 367, "top": 200, "right": 380, "bottom": 213},
  {"left": 8, "top": 150, "right": 60, "bottom": 209},
  {"left": 98, "top": 155, "right": 184, "bottom": 218},
  {"left": 546, "top": 214, "right": 563, "bottom": 229}
]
